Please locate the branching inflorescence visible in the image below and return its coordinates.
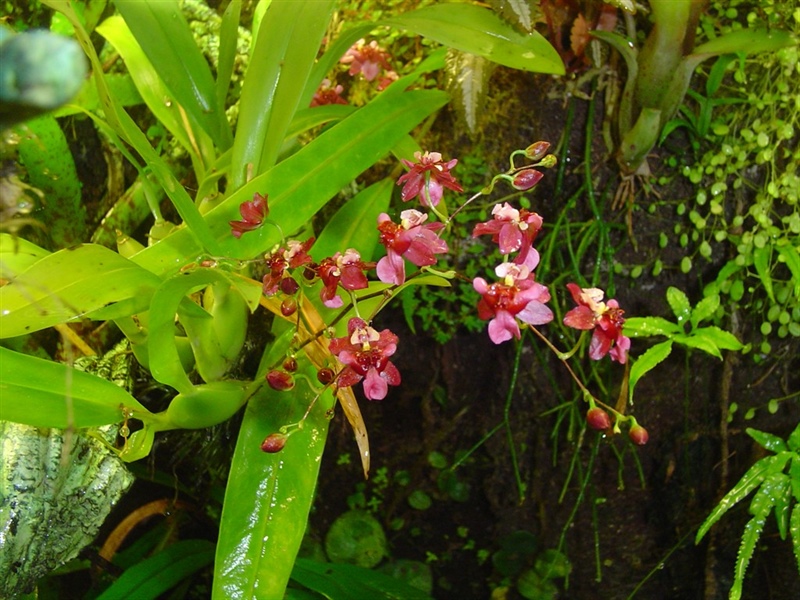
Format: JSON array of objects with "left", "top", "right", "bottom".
[{"left": 231, "top": 142, "right": 647, "bottom": 452}]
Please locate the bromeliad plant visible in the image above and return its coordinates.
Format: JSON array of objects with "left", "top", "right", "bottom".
[
  {"left": 592, "top": 0, "right": 793, "bottom": 181},
  {"left": 0, "top": 0, "right": 569, "bottom": 596}
]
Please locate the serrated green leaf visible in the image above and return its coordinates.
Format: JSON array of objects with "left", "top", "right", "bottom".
[
  {"left": 692, "top": 326, "right": 744, "bottom": 352},
  {"left": 383, "top": 4, "right": 564, "bottom": 74},
  {"left": 0, "top": 244, "right": 161, "bottom": 338},
  {"left": 690, "top": 294, "right": 720, "bottom": 328},
  {"left": 746, "top": 427, "right": 789, "bottom": 454},
  {"left": 768, "top": 473, "right": 792, "bottom": 540},
  {"left": 790, "top": 504, "right": 800, "bottom": 573},
  {"left": 629, "top": 340, "right": 672, "bottom": 401},
  {"left": 731, "top": 498, "right": 770, "bottom": 600},
  {"left": 788, "top": 423, "right": 800, "bottom": 453},
  {"left": 97, "top": 539, "right": 215, "bottom": 600},
  {"left": 666, "top": 287, "right": 691, "bottom": 326},
  {"left": 0, "top": 347, "right": 149, "bottom": 428},
  {"left": 445, "top": 49, "right": 494, "bottom": 135},
  {"left": 673, "top": 332, "right": 722, "bottom": 359},
  {"left": 697, "top": 454, "right": 792, "bottom": 543},
  {"left": 623, "top": 316, "right": 681, "bottom": 338}
]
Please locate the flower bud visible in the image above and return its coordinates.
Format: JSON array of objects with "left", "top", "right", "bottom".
[
  {"left": 629, "top": 424, "right": 649, "bottom": 445},
  {"left": 524, "top": 141, "right": 551, "bottom": 161},
  {"left": 280, "top": 297, "right": 297, "bottom": 317},
  {"left": 587, "top": 407, "right": 612, "bottom": 431},
  {"left": 512, "top": 169, "right": 543, "bottom": 191},
  {"left": 283, "top": 356, "right": 298, "bottom": 372},
  {"left": 317, "top": 367, "right": 335, "bottom": 385},
  {"left": 539, "top": 154, "right": 558, "bottom": 169},
  {"left": 280, "top": 276, "right": 300, "bottom": 295},
  {"left": 261, "top": 432, "right": 287, "bottom": 453},
  {"left": 267, "top": 370, "right": 294, "bottom": 391}
]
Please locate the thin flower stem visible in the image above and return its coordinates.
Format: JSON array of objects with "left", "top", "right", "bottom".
[
  {"left": 445, "top": 190, "right": 484, "bottom": 227},
  {"left": 504, "top": 338, "right": 527, "bottom": 504}
]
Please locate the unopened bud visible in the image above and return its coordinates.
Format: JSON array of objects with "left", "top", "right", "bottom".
[
  {"left": 261, "top": 432, "right": 287, "bottom": 453},
  {"left": 629, "top": 424, "right": 649, "bottom": 445},
  {"left": 280, "top": 297, "right": 297, "bottom": 317},
  {"left": 539, "top": 154, "right": 557, "bottom": 169},
  {"left": 512, "top": 169, "right": 544, "bottom": 191},
  {"left": 587, "top": 407, "right": 612, "bottom": 431},
  {"left": 267, "top": 370, "right": 294, "bottom": 391},
  {"left": 524, "top": 141, "right": 551, "bottom": 161},
  {"left": 283, "top": 356, "right": 298, "bottom": 372},
  {"left": 280, "top": 277, "right": 299, "bottom": 295},
  {"left": 317, "top": 367, "right": 335, "bottom": 385}
]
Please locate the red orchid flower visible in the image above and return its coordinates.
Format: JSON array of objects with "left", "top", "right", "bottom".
[
  {"left": 472, "top": 202, "right": 543, "bottom": 270},
  {"left": 473, "top": 263, "right": 553, "bottom": 344},
  {"left": 376, "top": 210, "right": 448, "bottom": 285},
  {"left": 396, "top": 151, "right": 463, "bottom": 208},
  {"left": 230, "top": 192, "right": 269, "bottom": 238},
  {"left": 329, "top": 317, "right": 401, "bottom": 401},
  {"left": 563, "top": 283, "right": 631, "bottom": 364}
]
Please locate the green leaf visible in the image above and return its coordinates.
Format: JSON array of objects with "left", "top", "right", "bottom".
[
  {"left": 746, "top": 428, "right": 789, "bottom": 454},
  {"left": 629, "top": 340, "right": 673, "bottom": 401},
  {"left": 666, "top": 286, "right": 691, "bottom": 326},
  {"left": 752, "top": 245, "right": 775, "bottom": 303},
  {"left": 97, "top": 539, "right": 215, "bottom": 600},
  {"left": 790, "top": 504, "right": 800, "bottom": 573},
  {"left": 690, "top": 294, "right": 720, "bottom": 328},
  {"left": 730, "top": 482, "right": 774, "bottom": 600},
  {"left": 788, "top": 423, "right": 800, "bottom": 453},
  {"left": 445, "top": 49, "right": 495, "bottom": 135},
  {"left": 15, "top": 116, "right": 86, "bottom": 248},
  {"left": 696, "top": 453, "right": 791, "bottom": 543},
  {"left": 691, "top": 326, "right": 744, "bottom": 352},
  {"left": 97, "top": 15, "right": 215, "bottom": 172},
  {"left": 775, "top": 242, "right": 800, "bottom": 299},
  {"left": 212, "top": 373, "right": 335, "bottom": 599},
  {"left": 769, "top": 473, "right": 792, "bottom": 540},
  {"left": 230, "top": 0, "right": 336, "bottom": 188},
  {"left": 672, "top": 332, "right": 722, "bottom": 359},
  {"left": 623, "top": 316, "right": 681, "bottom": 338},
  {"left": 291, "top": 558, "right": 434, "bottom": 600},
  {"left": 383, "top": 4, "right": 564, "bottom": 74},
  {"left": 114, "top": 0, "right": 231, "bottom": 150},
  {"left": 0, "top": 347, "right": 149, "bottom": 428},
  {"left": 312, "top": 178, "right": 393, "bottom": 262},
  {"left": 0, "top": 244, "right": 161, "bottom": 338},
  {"left": 216, "top": 0, "right": 241, "bottom": 111},
  {"left": 692, "top": 29, "right": 794, "bottom": 58},
  {"left": 0, "top": 234, "right": 49, "bottom": 276}
]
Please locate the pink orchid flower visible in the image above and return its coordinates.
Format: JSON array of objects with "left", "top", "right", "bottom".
[
  {"left": 396, "top": 151, "right": 463, "bottom": 208},
  {"left": 376, "top": 210, "right": 448, "bottom": 285},
  {"left": 472, "top": 202, "right": 543, "bottom": 270},
  {"left": 563, "top": 283, "right": 631, "bottom": 364}
]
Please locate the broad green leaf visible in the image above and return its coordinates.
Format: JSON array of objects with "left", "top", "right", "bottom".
[
  {"left": 15, "top": 116, "right": 86, "bottom": 248},
  {"left": 788, "top": 423, "right": 800, "bottom": 452},
  {"left": 696, "top": 453, "right": 791, "bottom": 543},
  {"left": 291, "top": 558, "right": 434, "bottom": 600},
  {"left": 623, "top": 316, "right": 681, "bottom": 338},
  {"left": 692, "top": 29, "right": 794, "bottom": 58},
  {"left": 230, "top": 0, "right": 336, "bottom": 187},
  {"left": 629, "top": 340, "right": 672, "bottom": 401},
  {"left": 211, "top": 88, "right": 451, "bottom": 261},
  {"left": 752, "top": 245, "right": 775, "bottom": 303},
  {"left": 690, "top": 294, "right": 720, "bottom": 328},
  {"left": 0, "top": 347, "right": 149, "bottom": 428},
  {"left": 0, "top": 234, "right": 49, "bottom": 276},
  {"left": 216, "top": 0, "right": 241, "bottom": 110},
  {"left": 0, "top": 244, "right": 161, "bottom": 338},
  {"left": 383, "top": 4, "right": 564, "bottom": 75},
  {"left": 312, "top": 178, "right": 394, "bottom": 262},
  {"left": 97, "top": 539, "right": 215, "bottom": 600},
  {"left": 97, "top": 15, "right": 215, "bottom": 174},
  {"left": 666, "top": 286, "right": 691, "bottom": 326},
  {"left": 747, "top": 427, "right": 789, "bottom": 454},
  {"left": 114, "top": 0, "right": 231, "bottom": 151},
  {"left": 213, "top": 373, "right": 334, "bottom": 599}
]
